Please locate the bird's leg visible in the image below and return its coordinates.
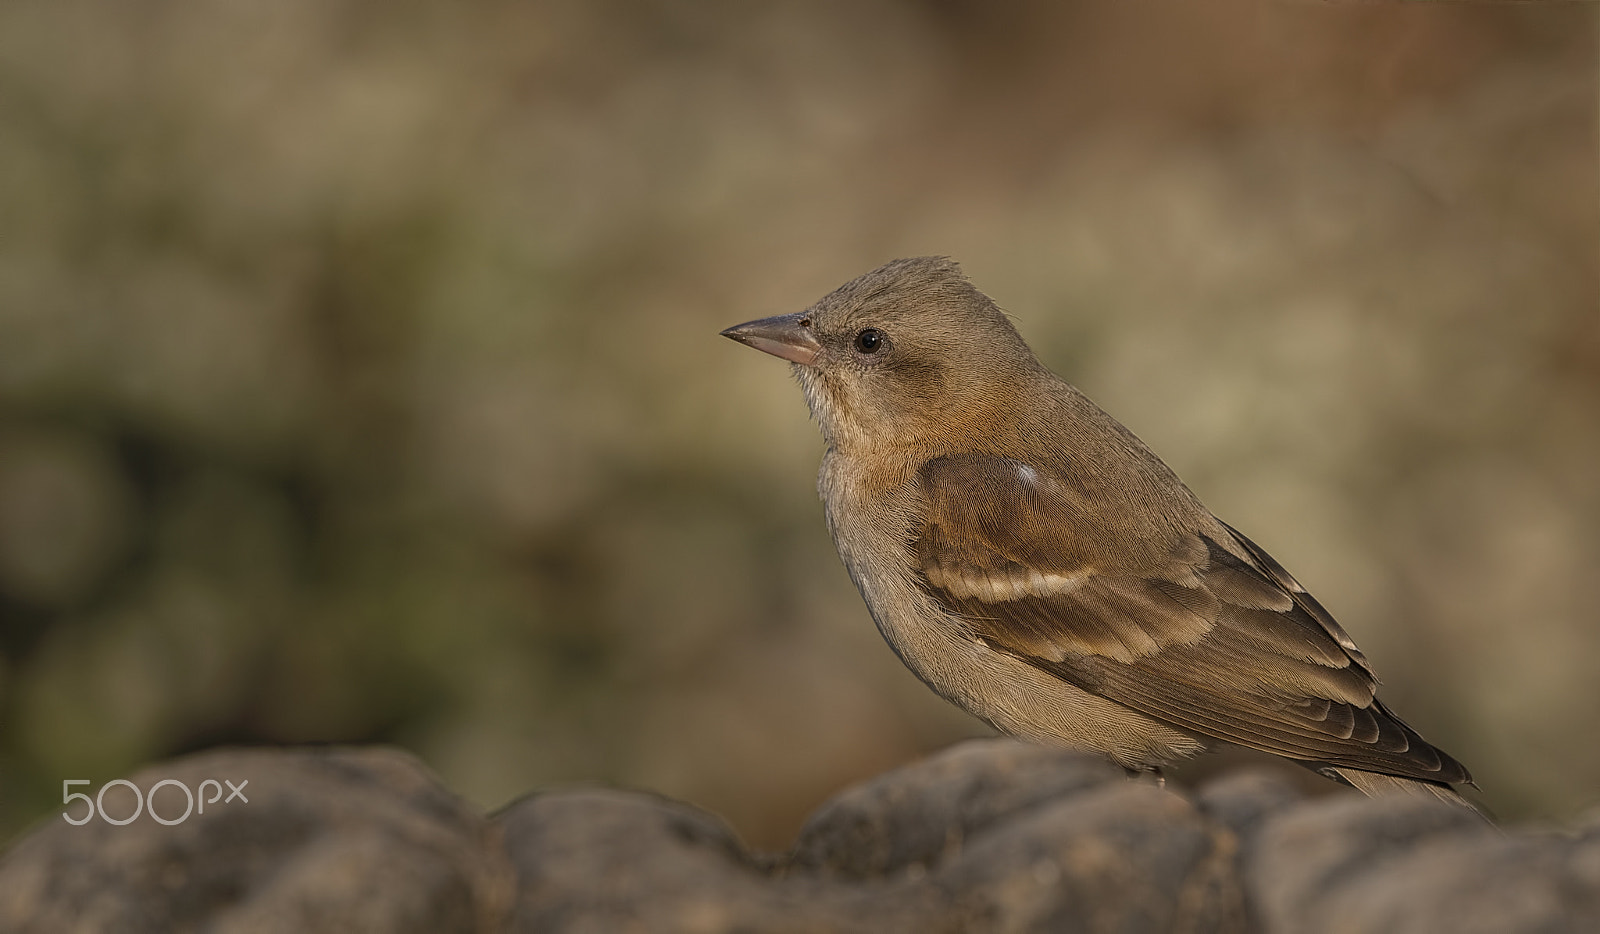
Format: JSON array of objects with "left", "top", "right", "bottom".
[{"left": 1123, "top": 766, "right": 1166, "bottom": 789}]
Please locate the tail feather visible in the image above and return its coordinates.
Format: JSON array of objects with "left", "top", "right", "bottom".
[{"left": 1323, "top": 766, "right": 1490, "bottom": 819}]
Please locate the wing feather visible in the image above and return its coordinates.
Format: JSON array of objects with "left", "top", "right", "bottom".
[{"left": 917, "top": 454, "right": 1469, "bottom": 784}]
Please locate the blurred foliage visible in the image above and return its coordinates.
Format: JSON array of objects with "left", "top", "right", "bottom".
[{"left": 1, "top": 0, "right": 1597, "bottom": 847}]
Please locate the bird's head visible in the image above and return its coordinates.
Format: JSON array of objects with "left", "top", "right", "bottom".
[{"left": 721, "top": 257, "right": 1042, "bottom": 454}]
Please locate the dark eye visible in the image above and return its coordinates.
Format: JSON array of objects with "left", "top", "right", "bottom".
[{"left": 853, "top": 328, "right": 885, "bottom": 354}]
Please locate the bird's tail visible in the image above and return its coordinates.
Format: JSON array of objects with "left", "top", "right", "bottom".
[{"left": 1322, "top": 767, "right": 1490, "bottom": 819}]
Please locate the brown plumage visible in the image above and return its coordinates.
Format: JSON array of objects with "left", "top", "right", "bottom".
[{"left": 721, "top": 256, "right": 1475, "bottom": 805}]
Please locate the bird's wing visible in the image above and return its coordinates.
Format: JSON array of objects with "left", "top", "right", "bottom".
[{"left": 916, "top": 453, "right": 1469, "bottom": 783}]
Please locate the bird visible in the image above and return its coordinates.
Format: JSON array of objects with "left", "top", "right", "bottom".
[{"left": 720, "top": 255, "right": 1476, "bottom": 807}]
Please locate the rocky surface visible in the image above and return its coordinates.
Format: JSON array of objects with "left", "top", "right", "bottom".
[
  {"left": 0, "top": 748, "right": 513, "bottom": 933},
  {"left": 2, "top": 739, "right": 1596, "bottom": 933}
]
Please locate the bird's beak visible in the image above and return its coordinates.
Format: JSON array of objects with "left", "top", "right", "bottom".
[{"left": 719, "top": 312, "right": 822, "bottom": 366}]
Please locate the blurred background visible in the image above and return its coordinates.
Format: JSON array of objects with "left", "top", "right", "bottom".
[{"left": 1, "top": 0, "right": 1597, "bottom": 848}]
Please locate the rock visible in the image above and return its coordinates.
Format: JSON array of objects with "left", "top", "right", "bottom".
[
  {"left": 787, "top": 739, "right": 1122, "bottom": 880},
  {"left": 1194, "top": 769, "right": 1309, "bottom": 845},
  {"left": 1, "top": 738, "right": 1597, "bottom": 933},
  {"left": 935, "top": 779, "right": 1247, "bottom": 934},
  {"left": 1249, "top": 793, "right": 1600, "bottom": 934},
  {"left": 494, "top": 740, "right": 1242, "bottom": 933},
  {"left": 496, "top": 787, "right": 882, "bottom": 934},
  {"left": 0, "top": 747, "right": 513, "bottom": 933}
]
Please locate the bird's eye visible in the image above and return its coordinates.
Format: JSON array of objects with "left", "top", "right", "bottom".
[{"left": 853, "top": 328, "right": 885, "bottom": 354}]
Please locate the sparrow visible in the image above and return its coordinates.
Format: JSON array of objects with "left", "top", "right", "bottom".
[{"left": 721, "top": 256, "right": 1475, "bottom": 806}]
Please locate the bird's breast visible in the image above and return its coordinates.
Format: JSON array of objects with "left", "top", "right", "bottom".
[{"left": 818, "top": 450, "right": 964, "bottom": 666}]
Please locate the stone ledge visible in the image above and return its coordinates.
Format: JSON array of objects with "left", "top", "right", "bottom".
[{"left": 2, "top": 739, "right": 1595, "bottom": 933}]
